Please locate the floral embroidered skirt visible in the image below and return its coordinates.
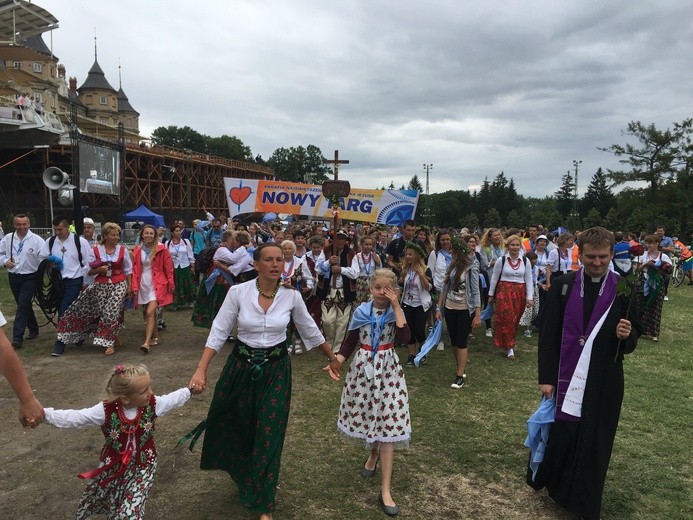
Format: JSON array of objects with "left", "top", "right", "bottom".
[
  {"left": 519, "top": 283, "right": 540, "bottom": 327},
  {"left": 57, "top": 280, "right": 127, "bottom": 348},
  {"left": 337, "top": 347, "right": 411, "bottom": 449},
  {"left": 191, "top": 275, "right": 229, "bottom": 328},
  {"left": 492, "top": 281, "right": 526, "bottom": 349},
  {"left": 76, "top": 457, "right": 157, "bottom": 520},
  {"left": 173, "top": 266, "right": 197, "bottom": 307},
  {"left": 200, "top": 350, "right": 292, "bottom": 514},
  {"left": 637, "top": 284, "right": 666, "bottom": 337}
]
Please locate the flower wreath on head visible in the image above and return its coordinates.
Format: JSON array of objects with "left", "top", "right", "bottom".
[
  {"left": 450, "top": 236, "right": 472, "bottom": 256},
  {"left": 404, "top": 240, "right": 427, "bottom": 261}
]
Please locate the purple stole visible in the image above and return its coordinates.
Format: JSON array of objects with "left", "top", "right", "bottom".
[{"left": 555, "top": 268, "right": 617, "bottom": 422}]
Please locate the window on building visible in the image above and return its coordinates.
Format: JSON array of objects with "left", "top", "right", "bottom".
[
  {"left": 33, "top": 63, "right": 42, "bottom": 73},
  {"left": 100, "top": 117, "right": 108, "bottom": 124},
  {"left": 13, "top": 61, "right": 21, "bottom": 69},
  {"left": 99, "top": 96, "right": 108, "bottom": 105}
]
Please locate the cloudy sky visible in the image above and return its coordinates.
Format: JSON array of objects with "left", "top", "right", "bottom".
[{"left": 40, "top": 0, "right": 692, "bottom": 196}]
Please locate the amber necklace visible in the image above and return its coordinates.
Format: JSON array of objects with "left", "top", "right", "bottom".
[{"left": 256, "top": 278, "right": 281, "bottom": 299}]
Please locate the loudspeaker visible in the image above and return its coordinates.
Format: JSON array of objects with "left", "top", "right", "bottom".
[
  {"left": 58, "top": 187, "right": 73, "bottom": 206},
  {"left": 42, "top": 166, "right": 69, "bottom": 190}
]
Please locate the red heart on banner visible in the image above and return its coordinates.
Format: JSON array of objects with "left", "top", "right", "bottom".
[{"left": 229, "top": 186, "right": 252, "bottom": 206}]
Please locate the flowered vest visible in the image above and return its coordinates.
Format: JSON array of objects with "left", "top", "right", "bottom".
[{"left": 99, "top": 394, "right": 157, "bottom": 468}]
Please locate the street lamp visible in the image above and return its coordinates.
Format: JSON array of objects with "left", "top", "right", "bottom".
[
  {"left": 572, "top": 159, "right": 582, "bottom": 226},
  {"left": 423, "top": 163, "right": 433, "bottom": 226}
]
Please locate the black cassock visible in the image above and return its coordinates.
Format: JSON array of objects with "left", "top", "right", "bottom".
[{"left": 528, "top": 270, "right": 641, "bottom": 519}]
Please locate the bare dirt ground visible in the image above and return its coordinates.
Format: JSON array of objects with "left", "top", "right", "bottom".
[{"left": 0, "top": 306, "right": 566, "bottom": 520}]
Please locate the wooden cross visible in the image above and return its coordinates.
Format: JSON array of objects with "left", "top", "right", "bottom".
[{"left": 323, "top": 149, "right": 349, "bottom": 180}]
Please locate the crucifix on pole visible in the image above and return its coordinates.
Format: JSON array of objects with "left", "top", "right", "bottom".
[{"left": 322, "top": 149, "right": 351, "bottom": 255}]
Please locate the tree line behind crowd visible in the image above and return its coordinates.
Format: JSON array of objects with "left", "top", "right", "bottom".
[{"left": 150, "top": 117, "right": 692, "bottom": 239}]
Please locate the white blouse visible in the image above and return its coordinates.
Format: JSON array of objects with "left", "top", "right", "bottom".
[
  {"left": 44, "top": 387, "right": 192, "bottom": 428},
  {"left": 167, "top": 239, "right": 195, "bottom": 269},
  {"left": 488, "top": 254, "right": 534, "bottom": 299},
  {"left": 206, "top": 280, "right": 326, "bottom": 351}
]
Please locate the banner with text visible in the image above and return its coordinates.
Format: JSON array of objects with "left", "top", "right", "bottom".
[{"left": 223, "top": 178, "right": 419, "bottom": 226}]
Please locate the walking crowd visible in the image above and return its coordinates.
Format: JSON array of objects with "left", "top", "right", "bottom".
[{"left": 1, "top": 209, "right": 690, "bottom": 519}]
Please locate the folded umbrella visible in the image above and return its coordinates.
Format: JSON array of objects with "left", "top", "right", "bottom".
[
  {"left": 524, "top": 395, "right": 556, "bottom": 482},
  {"left": 414, "top": 320, "right": 442, "bottom": 366}
]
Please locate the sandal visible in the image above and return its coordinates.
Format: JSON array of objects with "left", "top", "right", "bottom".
[
  {"left": 104, "top": 346, "right": 115, "bottom": 356},
  {"left": 140, "top": 343, "right": 150, "bottom": 354},
  {"left": 151, "top": 338, "right": 159, "bottom": 346}
]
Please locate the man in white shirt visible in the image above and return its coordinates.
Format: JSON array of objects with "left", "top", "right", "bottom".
[
  {"left": 0, "top": 214, "right": 45, "bottom": 348},
  {"left": 39, "top": 216, "right": 94, "bottom": 357}
]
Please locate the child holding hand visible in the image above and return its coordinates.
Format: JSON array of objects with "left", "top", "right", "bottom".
[
  {"left": 43, "top": 364, "right": 194, "bottom": 519},
  {"left": 325, "top": 268, "right": 411, "bottom": 516}
]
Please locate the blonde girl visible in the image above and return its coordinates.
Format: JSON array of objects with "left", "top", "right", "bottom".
[
  {"left": 43, "top": 364, "right": 193, "bottom": 520},
  {"left": 326, "top": 268, "right": 411, "bottom": 516},
  {"left": 132, "top": 225, "right": 175, "bottom": 353},
  {"left": 398, "top": 242, "right": 432, "bottom": 366}
]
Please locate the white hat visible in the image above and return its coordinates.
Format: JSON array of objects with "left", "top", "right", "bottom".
[
  {"left": 536, "top": 234, "right": 548, "bottom": 242},
  {"left": 83, "top": 217, "right": 95, "bottom": 226}
]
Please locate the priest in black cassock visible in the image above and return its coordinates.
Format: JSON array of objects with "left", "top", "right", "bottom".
[{"left": 528, "top": 227, "right": 641, "bottom": 519}]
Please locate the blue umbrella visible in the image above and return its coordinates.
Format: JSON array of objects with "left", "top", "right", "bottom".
[
  {"left": 262, "top": 212, "right": 278, "bottom": 223},
  {"left": 414, "top": 320, "right": 442, "bottom": 366}
]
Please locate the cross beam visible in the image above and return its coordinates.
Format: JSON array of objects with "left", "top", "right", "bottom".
[{"left": 323, "top": 149, "right": 349, "bottom": 180}]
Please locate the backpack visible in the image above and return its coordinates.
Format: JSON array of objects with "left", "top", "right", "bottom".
[
  {"left": 48, "top": 233, "right": 84, "bottom": 267},
  {"left": 195, "top": 245, "right": 218, "bottom": 275}
]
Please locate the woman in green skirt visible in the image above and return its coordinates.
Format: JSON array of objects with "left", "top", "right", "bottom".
[
  {"left": 191, "top": 230, "right": 235, "bottom": 328},
  {"left": 187, "top": 243, "right": 336, "bottom": 520},
  {"left": 167, "top": 224, "right": 196, "bottom": 310}
]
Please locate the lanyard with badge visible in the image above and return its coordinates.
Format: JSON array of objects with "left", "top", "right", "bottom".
[{"left": 365, "top": 304, "right": 389, "bottom": 380}]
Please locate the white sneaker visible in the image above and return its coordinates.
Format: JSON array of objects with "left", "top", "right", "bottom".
[
  {"left": 523, "top": 330, "right": 532, "bottom": 338},
  {"left": 436, "top": 341, "right": 445, "bottom": 351},
  {"left": 293, "top": 343, "right": 303, "bottom": 355},
  {"left": 287, "top": 345, "right": 294, "bottom": 355},
  {"left": 485, "top": 329, "right": 493, "bottom": 337},
  {"left": 507, "top": 348, "right": 515, "bottom": 360},
  {"left": 663, "top": 296, "right": 669, "bottom": 301}
]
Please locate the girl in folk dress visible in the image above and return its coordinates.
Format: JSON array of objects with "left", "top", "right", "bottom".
[
  {"left": 351, "top": 235, "right": 382, "bottom": 304},
  {"left": 327, "top": 268, "right": 411, "bottom": 517},
  {"left": 43, "top": 364, "right": 193, "bottom": 520}
]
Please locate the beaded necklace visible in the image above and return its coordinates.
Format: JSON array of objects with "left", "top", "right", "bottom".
[{"left": 256, "top": 278, "right": 281, "bottom": 299}]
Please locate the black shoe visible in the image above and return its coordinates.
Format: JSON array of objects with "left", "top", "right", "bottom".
[
  {"left": 25, "top": 332, "right": 39, "bottom": 341},
  {"left": 451, "top": 375, "right": 465, "bottom": 389},
  {"left": 12, "top": 341, "right": 22, "bottom": 349},
  {"left": 74, "top": 339, "right": 85, "bottom": 347},
  {"left": 379, "top": 494, "right": 400, "bottom": 517},
  {"left": 360, "top": 458, "right": 378, "bottom": 477},
  {"left": 406, "top": 355, "right": 415, "bottom": 367},
  {"left": 419, "top": 355, "right": 427, "bottom": 366},
  {"left": 51, "top": 343, "right": 65, "bottom": 357}
]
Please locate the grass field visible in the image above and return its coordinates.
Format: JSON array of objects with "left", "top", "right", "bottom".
[{"left": 0, "top": 269, "right": 691, "bottom": 519}]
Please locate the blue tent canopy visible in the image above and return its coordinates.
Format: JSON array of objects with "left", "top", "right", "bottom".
[{"left": 123, "top": 204, "right": 165, "bottom": 228}]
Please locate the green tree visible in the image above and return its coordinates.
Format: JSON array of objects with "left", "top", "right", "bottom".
[
  {"left": 546, "top": 210, "right": 563, "bottom": 230},
  {"left": 603, "top": 207, "right": 622, "bottom": 231},
  {"left": 582, "top": 207, "right": 602, "bottom": 228},
  {"left": 581, "top": 167, "right": 615, "bottom": 217},
  {"left": 207, "top": 134, "right": 253, "bottom": 161},
  {"left": 151, "top": 125, "right": 207, "bottom": 152},
  {"left": 554, "top": 172, "right": 575, "bottom": 219},
  {"left": 461, "top": 212, "right": 479, "bottom": 230},
  {"left": 484, "top": 208, "right": 501, "bottom": 228},
  {"left": 408, "top": 174, "right": 424, "bottom": 193},
  {"left": 266, "top": 145, "right": 330, "bottom": 183},
  {"left": 506, "top": 209, "right": 522, "bottom": 228}
]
